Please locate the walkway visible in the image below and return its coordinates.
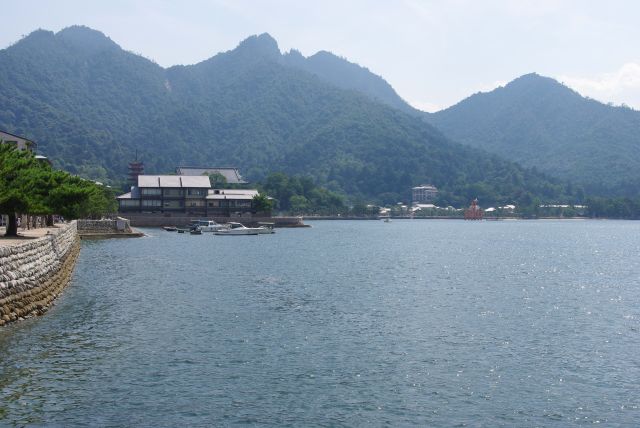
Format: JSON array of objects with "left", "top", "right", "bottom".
[{"left": 0, "top": 224, "right": 65, "bottom": 247}]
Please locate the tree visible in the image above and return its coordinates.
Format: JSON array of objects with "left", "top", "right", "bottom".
[
  {"left": 0, "top": 144, "right": 40, "bottom": 236},
  {"left": 1, "top": 144, "right": 117, "bottom": 236},
  {"left": 252, "top": 193, "right": 274, "bottom": 214},
  {"left": 289, "top": 195, "right": 309, "bottom": 214},
  {"left": 260, "top": 172, "right": 346, "bottom": 214},
  {"left": 83, "top": 184, "right": 118, "bottom": 218},
  {"left": 206, "top": 172, "right": 227, "bottom": 188}
]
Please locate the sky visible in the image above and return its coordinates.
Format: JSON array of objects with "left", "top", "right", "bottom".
[{"left": 2, "top": 0, "right": 640, "bottom": 112}]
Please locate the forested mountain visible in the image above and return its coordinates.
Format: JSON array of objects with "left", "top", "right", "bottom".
[
  {"left": 428, "top": 74, "right": 640, "bottom": 196},
  {"left": 281, "top": 49, "right": 417, "bottom": 115},
  {"left": 273, "top": 51, "right": 640, "bottom": 198},
  {"left": 0, "top": 26, "right": 570, "bottom": 205}
]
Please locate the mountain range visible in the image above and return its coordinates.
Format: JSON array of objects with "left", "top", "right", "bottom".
[
  {"left": 292, "top": 55, "right": 640, "bottom": 197},
  {"left": 427, "top": 74, "right": 640, "bottom": 196},
  {"left": 1, "top": 25, "right": 619, "bottom": 205},
  {"left": 300, "top": 63, "right": 640, "bottom": 197}
]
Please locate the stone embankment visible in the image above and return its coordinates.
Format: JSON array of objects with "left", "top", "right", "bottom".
[
  {"left": 0, "top": 221, "right": 80, "bottom": 326},
  {"left": 77, "top": 217, "right": 144, "bottom": 238}
]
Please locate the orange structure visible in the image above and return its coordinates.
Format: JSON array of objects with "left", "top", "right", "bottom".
[{"left": 464, "top": 198, "right": 483, "bottom": 220}]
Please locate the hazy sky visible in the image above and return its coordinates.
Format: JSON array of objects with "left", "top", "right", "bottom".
[{"left": 3, "top": 0, "right": 640, "bottom": 112}]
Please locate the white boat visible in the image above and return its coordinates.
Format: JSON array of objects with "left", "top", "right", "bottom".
[
  {"left": 214, "top": 222, "right": 262, "bottom": 235},
  {"left": 256, "top": 222, "right": 276, "bottom": 234},
  {"left": 191, "top": 220, "right": 227, "bottom": 232}
]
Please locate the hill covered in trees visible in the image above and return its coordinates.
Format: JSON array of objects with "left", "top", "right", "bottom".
[
  {"left": 428, "top": 74, "right": 640, "bottom": 196},
  {"left": 281, "top": 49, "right": 417, "bottom": 116},
  {"left": 0, "top": 26, "right": 572, "bottom": 206},
  {"left": 270, "top": 51, "right": 640, "bottom": 198}
]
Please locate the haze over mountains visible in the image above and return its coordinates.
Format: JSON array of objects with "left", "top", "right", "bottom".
[{"left": 1, "top": 25, "right": 634, "bottom": 205}]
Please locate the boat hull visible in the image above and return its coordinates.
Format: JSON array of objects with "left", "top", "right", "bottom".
[{"left": 214, "top": 230, "right": 259, "bottom": 235}]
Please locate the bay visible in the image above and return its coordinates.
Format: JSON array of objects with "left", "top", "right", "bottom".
[{"left": 1, "top": 220, "right": 639, "bottom": 426}]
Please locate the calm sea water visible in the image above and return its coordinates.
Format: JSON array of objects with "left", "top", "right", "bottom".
[{"left": 1, "top": 220, "right": 639, "bottom": 426}]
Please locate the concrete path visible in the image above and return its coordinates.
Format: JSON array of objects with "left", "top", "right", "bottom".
[{"left": 0, "top": 224, "right": 65, "bottom": 247}]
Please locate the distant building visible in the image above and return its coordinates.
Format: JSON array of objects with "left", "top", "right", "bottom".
[
  {"left": 0, "top": 130, "right": 36, "bottom": 152},
  {"left": 175, "top": 166, "right": 247, "bottom": 184},
  {"left": 35, "top": 154, "right": 52, "bottom": 165},
  {"left": 412, "top": 203, "right": 437, "bottom": 212},
  {"left": 117, "top": 175, "right": 259, "bottom": 216},
  {"left": 412, "top": 184, "right": 438, "bottom": 204},
  {"left": 118, "top": 175, "right": 210, "bottom": 214},
  {"left": 1, "top": 130, "right": 51, "bottom": 164},
  {"left": 206, "top": 189, "right": 259, "bottom": 212}
]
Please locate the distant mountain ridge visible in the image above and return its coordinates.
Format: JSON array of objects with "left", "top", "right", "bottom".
[
  {"left": 427, "top": 73, "right": 640, "bottom": 195},
  {"left": 0, "top": 26, "right": 570, "bottom": 205},
  {"left": 281, "top": 49, "right": 417, "bottom": 115},
  {"left": 263, "top": 44, "right": 640, "bottom": 197}
]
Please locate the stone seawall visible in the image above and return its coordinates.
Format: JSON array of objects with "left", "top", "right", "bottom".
[
  {"left": 77, "top": 217, "right": 131, "bottom": 233},
  {"left": 0, "top": 222, "right": 80, "bottom": 326},
  {"left": 77, "top": 218, "right": 143, "bottom": 239}
]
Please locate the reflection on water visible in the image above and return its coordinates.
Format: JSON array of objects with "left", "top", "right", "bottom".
[{"left": 1, "top": 220, "right": 639, "bottom": 426}]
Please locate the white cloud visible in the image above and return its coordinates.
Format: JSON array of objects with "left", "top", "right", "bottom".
[{"left": 558, "top": 63, "right": 640, "bottom": 109}]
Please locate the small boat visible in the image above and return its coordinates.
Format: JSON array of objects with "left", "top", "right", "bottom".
[
  {"left": 190, "top": 220, "right": 228, "bottom": 232},
  {"left": 214, "top": 222, "right": 261, "bottom": 235},
  {"left": 256, "top": 222, "right": 275, "bottom": 234},
  {"left": 177, "top": 229, "right": 186, "bottom": 234},
  {"left": 190, "top": 227, "right": 203, "bottom": 235},
  {"left": 163, "top": 226, "right": 177, "bottom": 231}
]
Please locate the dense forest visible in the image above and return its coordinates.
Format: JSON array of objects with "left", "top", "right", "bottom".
[
  {"left": 281, "top": 49, "right": 417, "bottom": 116},
  {"left": 584, "top": 197, "right": 640, "bottom": 219},
  {"left": 427, "top": 74, "right": 640, "bottom": 196},
  {"left": 273, "top": 51, "right": 640, "bottom": 199},
  {"left": 0, "top": 27, "right": 576, "bottom": 207}
]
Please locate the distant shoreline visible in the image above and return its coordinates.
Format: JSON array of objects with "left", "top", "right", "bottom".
[{"left": 302, "top": 216, "right": 634, "bottom": 221}]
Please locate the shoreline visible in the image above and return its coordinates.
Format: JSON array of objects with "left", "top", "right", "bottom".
[
  {"left": 302, "top": 216, "right": 632, "bottom": 221},
  {"left": 0, "top": 221, "right": 80, "bottom": 326}
]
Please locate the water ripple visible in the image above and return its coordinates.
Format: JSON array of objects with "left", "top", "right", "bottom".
[{"left": 1, "top": 220, "right": 639, "bottom": 425}]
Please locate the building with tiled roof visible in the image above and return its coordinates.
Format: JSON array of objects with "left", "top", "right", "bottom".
[{"left": 117, "top": 174, "right": 259, "bottom": 216}]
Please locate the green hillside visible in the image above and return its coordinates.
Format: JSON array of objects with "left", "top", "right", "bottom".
[
  {"left": 274, "top": 51, "right": 640, "bottom": 198},
  {"left": 0, "top": 27, "right": 570, "bottom": 206},
  {"left": 281, "top": 49, "right": 417, "bottom": 115},
  {"left": 428, "top": 74, "right": 640, "bottom": 196}
]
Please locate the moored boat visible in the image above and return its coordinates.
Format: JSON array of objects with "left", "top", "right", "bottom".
[
  {"left": 163, "top": 226, "right": 177, "bottom": 231},
  {"left": 214, "top": 222, "right": 261, "bottom": 235},
  {"left": 256, "top": 222, "right": 275, "bottom": 234},
  {"left": 190, "top": 220, "right": 227, "bottom": 232}
]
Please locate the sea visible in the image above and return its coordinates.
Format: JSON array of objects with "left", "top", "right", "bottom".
[{"left": 1, "top": 219, "right": 639, "bottom": 426}]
